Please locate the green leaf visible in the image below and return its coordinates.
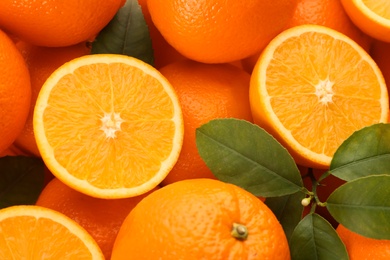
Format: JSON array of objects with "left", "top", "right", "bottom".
[
  {"left": 330, "top": 123, "right": 390, "bottom": 181},
  {"left": 196, "top": 118, "right": 303, "bottom": 197},
  {"left": 0, "top": 156, "right": 45, "bottom": 209},
  {"left": 326, "top": 175, "right": 390, "bottom": 239},
  {"left": 289, "top": 213, "right": 349, "bottom": 260},
  {"left": 91, "top": 0, "right": 154, "bottom": 65},
  {"left": 265, "top": 191, "right": 305, "bottom": 241}
]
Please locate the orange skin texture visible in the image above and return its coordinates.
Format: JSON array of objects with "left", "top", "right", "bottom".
[
  {"left": 35, "top": 178, "right": 157, "bottom": 259},
  {"left": 147, "top": 0, "right": 298, "bottom": 63},
  {"left": 112, "top": 178, "right": 290, "bottom": 260},
  {"left": 0, "top": 30, "right": 31, "bottom": 154},
  {"left": 242, "top": 0, "right": 372, "bottom": 73},
  {"left": 158, "top": 60, "right": 253, "bottom": 185},
  {"left": 0, "top": 0, "right": 126, "bottom": 47},
  {"left": 14, "top": 42, "right": 91, "bottom": 157},
  {"left": 337, "top": 224, "right": 390, "bottom": 259}
]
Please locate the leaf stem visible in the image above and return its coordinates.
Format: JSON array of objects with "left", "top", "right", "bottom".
[{"left": 308, "top": 168, "right": 327, "bottom": 207}]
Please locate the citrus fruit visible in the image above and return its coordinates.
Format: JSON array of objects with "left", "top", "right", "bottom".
[
  {"left": 241, "top": 0, "right": 373, "bottom": 74},
  {"left": 370, "top": 40, "right": 390, "bottom": 96},
  {"left": 0, "top": 30, "right": 31, "bottom": 154},
  {"left": 33, "top": 54, "right": 184, "bottom": 198},
  {"left": 14, "top": 41, "right": 91, "bottom": 157},
  {"left": 0, "top": 0, "right": 125, "bottom": 47},
  {"left": 337, "top": 224, "right": 390, "bottom": 259},
  {"left": 147, "top": 0, "right": 298, "bottom": 63},
  {"left": 341, "top": 0, "right": 390, "bottom": 42},
  {"left": 36, "top": 178, "right": 157, "bottom": 259},
  {"left": 111, "top": 178, "right": 290, "bottom": 260},
  {"left": 0, "top": 205, "right": 104, "bottom": 259},
  {"left": 158, "top": 59, "right": 253, "bottom": 185},
  {"left": 250, "top": 24, "right": 388, "bottom": 169}
]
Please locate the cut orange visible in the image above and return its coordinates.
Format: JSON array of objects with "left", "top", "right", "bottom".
[
  {"left": 0, "top": 205, "right": 104, "bottom": 259},
  {"left": 341, "top": 0, "right": 390, "bottom": 42},
  {"left": 33, "top": 54, "right": 184, "bottom": 198},
  {"left": 250, "top": 24, "right": 388, "bottom": 169}
]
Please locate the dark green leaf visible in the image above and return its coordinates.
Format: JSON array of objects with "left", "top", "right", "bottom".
[
  {"left": 91, "top": 0, "right": 154, "bottom": 65},
  {"left": 265, "top": 191, "right": 305, "bottom": 241},
  {"left": 326, "top": 175, "right": 390, "bottom": 239},
  {"left": 330, "top": 123, "right": 390, "bottom": 181},
  {"left": 196, "top": 118, "right": 303, "bottom": 197},
  {"left": 289, "top": 213, "right": 349, "bottom": 260},
  {"left": 0, "top": 156, "right": 45, "bottom": 209}
]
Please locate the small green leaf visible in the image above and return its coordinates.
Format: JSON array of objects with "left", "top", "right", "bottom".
[
  {"left": 289, "top": 213, "right": 349, "bottom": 260},
  {"left": 196, "top": 118, "right": 303, "bottom": 197},
  {"left": 326, "top": 175, "right": 390, "bottom": 239},
  {"left": 265, "top": 191, "right": 305, "bottom": 241},
  {"left": 91, "top": 0, "right": 154, "bottom": 65},
  {"left": 0, "top": 156, "right": 45, "bottom": 209},
  {"left": 330, "top": 123, "right": 390, "bottom": 181}
]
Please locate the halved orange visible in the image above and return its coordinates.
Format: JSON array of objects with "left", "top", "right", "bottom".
[
  {"left": 341, "top": 0, "right": 390, "bottom": 42},
  {"left": 250, "top": 24, "right": 388, "bottom": 169},
  {"left": 33, "top": 54, "right": 184, "bottom": 198},
  {"left": 0, "top": 205, "right": 104, "bottom": 259}
]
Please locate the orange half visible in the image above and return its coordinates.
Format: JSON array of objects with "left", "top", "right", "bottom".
[
  {"left": 33, "top": 54, "right": 184, "bottom": 198},
  {"left": 0, "top": 205, "right": 104, "bottom": 259},
  {"left": 250, "top": 25, "right": 388, "bottom": 168},
  {"left": 341, "top": 0, "right": 390, "bottom": 42}
]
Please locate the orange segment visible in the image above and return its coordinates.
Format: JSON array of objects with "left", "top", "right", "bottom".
[
  {"left": 33, "top": 54, "right": 183, "bottom": 198},
  {"left": 0, "top": 205, "right": 104, "bottom": 259},
  {"left": 341, "top": 0, "right": 390, "bottom": 41},
  {"left": 250, "top": 25, "right": 388, "bottom": 168}
]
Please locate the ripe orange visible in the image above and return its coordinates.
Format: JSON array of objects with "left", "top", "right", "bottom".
[
  {"left": 241, "top": 0, "right": 373, "bottom": 74},
  {"left": 158, "top": 59, "right": 253, "bottom": 185},
  {"left": 0, "top": 30, "right": 31, "bottom": 154},
  {"left": 33, "top": 54, "right": 184, "bottom": 198},
  {"left": 370, "top": 40, "right": 390, "bottom": 98},
  {"left": 14, "top": 42, "right": 91, "bottom": 157},
  {"left": 0, "top": 143, "right": 31, "bottom": 157},
  {"left": 147, "top": 0, "right": 298, "bottom": 63},
  {"left": 137, "top": 0, "right": 186, "bottom": 68},
  {"left": 0, "top": 0, "right": 125, "bottom": 47},
  {"left": 36, "top": 178, "right": 157, "bottom": 259},
  {"left": 337, "top": 224, "right": 390, "bottom": 259},
  {"left": 111, "top": 178, "right": 290, "bottom": 260},
  {"left": 341, "top": 0, "right": 390, "bottom": 42},
  {"left": 250, "top": 24, "right": 388, "bottom": 169},
  {"left": 0, "top": 205, "right": 104, "bottom": 259}
]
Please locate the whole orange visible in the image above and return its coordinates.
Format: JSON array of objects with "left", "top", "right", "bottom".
[
  {"left": 35, "top": 178, "right": 157, "bottom": 259},
  {"left": 14, "top": 42, "right": 91, "bottom": 157},
  {"left": 158, "top": 59, "right": 253, "bottom": 185},
  {"left": 242, "top": 0, "right": 373, "bottom": 73},
  {"left": 0, "top": 30, "right": 31, "bottom": 154},
  {"left": 147, "top": 0, "right": 298, "bottom": 63},
  {"left": 0, "top": 0, "right": 125, "bottom": 47},
  {"left": 111, "top": 178, "right": 290, "bottom": 260},
  {"left": 336, "top": 224, "right": 390, "bottom": 259}
]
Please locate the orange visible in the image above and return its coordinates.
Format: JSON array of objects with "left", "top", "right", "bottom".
[
  {"left": 0, "top": 143, "right": 31, "bottom": 157},
  {"left": 0, "top": 205, "right": 104, "bottom": 259},
  {"left": 336, "top": 224, "right": 390, "bottom": 259},
  {"left": 147, "top": 0, "right": 298, "bottom": 63},
  {"left": 341, "top": 0, "right": 390, "bottom": 42},
  {"left": 0, "top": 0, "right": 125, "bottom": 47},
  {"left": 158, "top": 59, "right": 253, "bottom": 185},
  {"left": 250, "top": 24, "right": 388, "bottom": 169},
  {"left": 33, "top": 54, "right": 184, "bottom": 198},
  {"left": 0, "top": 30, "right": 31, "bottom": 154},
  {"left": 242, "top": 0, "right": 373, "bottom": 74},
  {"left": 370, "top": 40, "right": 390, "bottom": 99},
  {"left": 111, "top": 178, "right": 290, "bottom": 260},
  {"left": 36, "top": 178, "right": 157, "bottom": 259},
  {"left": 137, "top": 0, "right": 186, "bottom": 68},
  {"left": 14, "top": 42, "right": 91, "bottom": 157}
]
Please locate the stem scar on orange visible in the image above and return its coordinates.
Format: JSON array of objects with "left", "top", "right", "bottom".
[
  {"left": 250, "top": 24, "right": 388, "bottom": 169},
  {"left": 33, "top": 54, "right": 184, "bottom": 199}
]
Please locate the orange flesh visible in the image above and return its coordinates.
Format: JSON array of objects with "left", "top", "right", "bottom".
[
  {"left": 265, "top": 32, "right": 385, "bottom": 157},
  {"left": 362, "top": 0, "right": 390, "bottom": 19},
  {"left": 43, "top": 63, "right": 177, "bottom": 189}
]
